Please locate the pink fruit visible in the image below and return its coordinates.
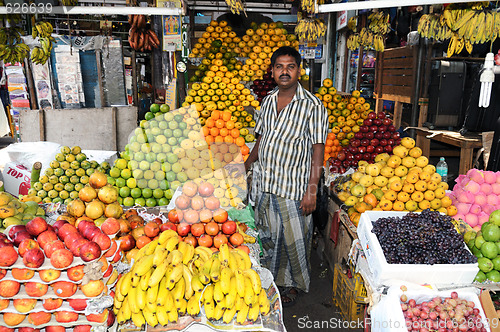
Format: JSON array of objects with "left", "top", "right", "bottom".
[
  {"left": 473, "top": 225, "right": 482, "bottom": 232},
  {"left": 465, "top": 180, "right": 481, "bottom": 194},
  {"left": 467, "top": 169, "right": 485, "bottom": 184},
  {"left": 484, "top": 171, "right": 497, "bottom": 184},
  {"left": 465, "top": 213, "right": 478, "bottom": 227},
  {"left": 496, "top": 172, "right": 500, "bottom": 184},
  {"left": 454, "top": 213, "right": 465, "bottom": 222},
  {"left": 478, "top": 212, "right": 490, "bottom": 225},
  {"left": 488, "top": 194, "right": 499, "bottom": 206},
  {"left": 469, "top": 204, "right": 481, "bottom": 215},
  {"left": 455, "top": 174, "right": 468, "bottom": 187},
  {"left": 481, "top": 183, "right": 492, "bottom": 194},
  {"left": 492, "top": 183, "right": 500, "bottom": 195},
  {"left": 484, "top": 205, "right": 496, "bottom": 215},
  {"left": 456, "top": 203, "right": 471, "bottom": 215},
  {"left": 474, "top": 194, "right": 487, "bottom": 206}
]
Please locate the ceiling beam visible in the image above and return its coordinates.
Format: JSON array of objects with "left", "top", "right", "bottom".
[{"left": 318, "top": 0, "right": 479, "bottom": 13}]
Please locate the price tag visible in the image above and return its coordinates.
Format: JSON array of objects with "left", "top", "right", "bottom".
[{"left": 303, "top": 49, "right": 315, "bottom": 59}]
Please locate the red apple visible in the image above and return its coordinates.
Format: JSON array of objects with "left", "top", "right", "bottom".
[
  {"left": 103, "top": 263, "right": 113, "bottom": 278},
  {"left": 19, "top": 328, "right": 39, "bottom": 332},
  {"left": 82, "top": 225, "right": 100, "bottom": 241},
  {"left": 67, "top": 265, "right": 85, "bottom": 282},
  {"left": 111, "top": 250, "right": 122, "bottom": 263},
  {"left": 25, "top": 217, "right": 48, "bottom": 236},
  {"left": 43, "top": 240, "right": 65, "bottom": 258},
  {"left": 101, "top": 218, "right": 120, "bottom": 235},
  {"left": 25, "top": 282, "right": 48, "bottom": 297},
  {"left": 68, "top": 238, "right": 89, "bottom": 257},
  {"left": 0, "top": 246, "right": 18, "bottom": 266},
  {"left": 45, "top": 327, "right": 65, "bottom": 332},
  {"left": 92, "top": 232, "right": 111, "bottom": 251},
  {"left": 11, "top": 268, "right": 35, "bottom": 280},
  {"left": 52, "top": 281, "right": 77, "bottom": 297},
  {"left": 23, "top": 248, "right": 45, "bottom": 268},
  {"left": 27, "top": 312, "right": 51, "bottom": 325},
  {"left": 18, "top": 239, "right": 40, "bottom": 257},
  {"left": 107, "top": 310, "right": 115, "bottom": 327},
  {"left": 0, "top": 280, "right": 20, "bottom": 297},
  {"left": 80, "top": 241, "right": 101, "bottom": 262},
  {"left": 57, "top": 223, "right": 78, "bottom": 241},
  {"left": 52, "top": 220, "right": 68, "bottom": 234},
  {"left": 54, "top": 311, "right": 79, "bottom": 323},
  {"left": 118, "top": 234, "right": 135, "bottom": 252},
  {"left": 8, "top": 225, "right": 26, "bottom": 239},
  {"left": 13, "top": 298, "right": 37, "bottom": 313},
  {"left": 77, "top": 220, "right": 94, "bottom": 234},
  {"left": 104, "top": 240, "right": 118, "bottom": 258},
  {"left": 63, "top": 232, "right": 83, "bottom": 248},
  {"left": 37, "top": 230, "right": 58, "bottom": 249},
  {"left": 39, "top": 269, "right": 61, "bottom": 283},
  {"left": 13, "top": 231, "right": 33, "bottom": 247},
  {"left": 50, "top": 248, "right": 74, "bottom": 269},
  {"left": 0, "top": 237, "right": 13, "bottom": 248},
  {"left": 86, "top": 308, "right": 108, "bottom": 323},
  {"left": 0, "top": 326, "right": 14, "bottom": 332},
  {"left": 80, "top": 279, "right": 105, "bottom": 297},
  {"left": 42, "top": 298, "right": 63, "bottom": 310},
  {"left": 74, "top": 326, "right": 91, "bottom": 332},
  {"left": 67, "top": 298, "right": 87, "bottom": 311}
]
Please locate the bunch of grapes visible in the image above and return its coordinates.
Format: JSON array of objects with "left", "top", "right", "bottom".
[{"left": 372, "top": 209, "right": 477, "bottom": 264}]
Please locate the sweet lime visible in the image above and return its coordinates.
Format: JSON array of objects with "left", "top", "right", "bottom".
[
  {"left": 142, "top": 188, "right": 153, "bottom": 198},
  {"left": 109, "top": 167, "right": 121, "bottom": 178},
  {"left": 137, "top": 179, "right": 148, "bottom": 189},
  {"left": 130, "top": 188, "right": 142, "bottom": 199},
  {"left": 145, "top": 112, "right": 154, "bottom": 121},
  {"left": 115, "top": 178, "right": 126, "bottom": 188},
  {"left": 160, "top": 104, "right": 170, "bottom": 113},
  {"left": 153, "top": 188, "right": 164, "bottom": 199},
  {"left": 135, "top": 197, "right": 146, "bottom": 207},
  {"left": 127, "top": 178, "right": 137, "bottom": 189},
  {"left": 158, "top": 197, "right": 169, "bottom": 206},
  {"left": 119, "top": 187, "right": 131, "bottom": 198},
  {"left": 150, "top": 103, "right": 160, "bottom": 113},
  {"left": 123, "top": 197, "right": 135, "bottom": 206},
  {"left": 146, "top": 198, "right": 157, "bottom": 207},
  {"left": 107, "top": 177, "right": 116, "bottom": 186},
  {"left": 165, "top": 189, "right": 174, "bottom": 199}
]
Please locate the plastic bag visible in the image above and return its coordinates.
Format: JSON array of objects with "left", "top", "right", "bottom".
[{"left": 228, "top": 205, "right": 256, "bottom": 229}]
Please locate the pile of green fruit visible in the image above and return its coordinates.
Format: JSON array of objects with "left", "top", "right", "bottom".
[
  {"left": 28, "top": 146, "right": 110, "bottom": 204},
  {"left": 467, "top": 210, "right": 500, "bottom": 282},
  {"left": 0, "top": 192, "right": 45, "bottom": 230}
]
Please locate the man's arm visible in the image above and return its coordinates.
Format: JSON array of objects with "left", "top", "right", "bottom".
[
  {"left": 299, "top": 143, "right": 324, "bottom": 215},
  {"left": 244, "top": 135, "right": 261, "bottom": 172}
]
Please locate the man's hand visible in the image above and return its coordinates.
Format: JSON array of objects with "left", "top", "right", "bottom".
[
  {"left": 299, "top": 187, "right": 317, "bottom": 216},
  {"left": 223, "top": 162, "right": 246, "bottom": 178}
]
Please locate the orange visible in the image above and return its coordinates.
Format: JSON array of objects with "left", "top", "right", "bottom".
[
  {"left": 327, "top": 132, "right": 336, "bottom": 140},
  {"left": 211, "top": 110, "right": 220, "bottom": 120},
  {"left": 221, "top": 111, "right": 231, "bottom": 121},
  {"left": 230, "top": 128, "right": 240, "bottom": 138},
  {"left": 202, "top": 127, "right": 210, "bottom": 137},
  {"left": 226, "top": 120, "right": 235, "bottom": 129},
  {"left": 205, "top": 135, "right": 214, "bottom": 145},
  {"left": 241, "top": 145, "right": 250, "bottom": 155},
  {"left": 325, "top": 139, "right": 334, "bottom": 147},
  {"left": 224, "top": 136, "right": 234, "bottom": 144},
  {"left": 215, "top": 119, "right": 225, "bottom": 129},
  {"left": 214, "top": 136, "right": 224, "bottom": 143},
  {"left": 235, "top": 137, "right": 245, "bottom": 147},
  {"left": 324, "top": 146, "right": 332, "bottom": 153},
  {"left": 205, "top": 118, "right": 215, "bottom": 128},
  {"left": 219, "top": 128, "right": 229, "bottom": 137},
  {"left": 210, "top": 127, "right": 220, "bottom": 136}
]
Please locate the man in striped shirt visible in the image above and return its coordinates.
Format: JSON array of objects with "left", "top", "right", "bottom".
[{"left": 244, "top": 46, "right": 328, "bottom": 306}]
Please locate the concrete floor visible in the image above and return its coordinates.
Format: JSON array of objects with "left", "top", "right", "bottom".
[{"left": 282, "top": 233, "right": 365, "bottom": 332}]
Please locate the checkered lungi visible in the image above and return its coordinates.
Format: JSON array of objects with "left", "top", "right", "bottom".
[{"left": 255, "top": 191, "right": 313, "bottom": 293}]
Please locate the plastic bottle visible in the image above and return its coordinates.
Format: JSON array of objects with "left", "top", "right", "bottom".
[{"left": 436, "top": 157, "right": 448, "bottom": 183}]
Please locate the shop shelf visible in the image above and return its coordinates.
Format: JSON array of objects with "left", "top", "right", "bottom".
[{"left": 332, "top": 263, "right": 367, "bottom": 323}]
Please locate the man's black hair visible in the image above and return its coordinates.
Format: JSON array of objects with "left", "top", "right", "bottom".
[{"left": 270, "top": 46, "right": 302, "bottom": 67}]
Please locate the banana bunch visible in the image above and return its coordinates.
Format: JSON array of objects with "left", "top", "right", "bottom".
[
  {"left": 417, "top": 14, "right": 452, "bottom": 41},
  {"left": 0, "top": 27, "right": 30, "bottom": 64},
  {"left": 295, "top": 18, "right": 327, "bottom": 43},
  {"left": 300, "top": 0, "right": 315, "bottom": 15},
  {"left": 225, "top": 0, "right": 245, "bottom": 15},
  {"left": 61, "top": 0, "right": 78, "bottom": 5},
  {"left": 31, "top": 37, "right": 55, "bottom": 65},
  {"left": 347, "top": 17, "right": 357, "bottom": 32},
  {"left": 237, "top": 223, "right": 256, "bottom": 244},
  {"left": 372, "top": 34, "right": 385, "bottom": 52},
  {"left": 128, "top": 15, "right": 161, "bottom": 52},
  {"left": 368, "top": 11, "right": 391, "bottom": 35},
  {"left": 113, "top": 231, "right": 271, "bottom": 328},
  {"left": 32, "top": 21, "right": 53, "bottom": 39},
  {"left": 347, "top": 34, "right": 360, "bottom": 51}
]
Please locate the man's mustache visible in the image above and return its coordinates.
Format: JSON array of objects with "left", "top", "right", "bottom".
[{"left": 279, "top": 74, "right": 291, "bottom": 78}]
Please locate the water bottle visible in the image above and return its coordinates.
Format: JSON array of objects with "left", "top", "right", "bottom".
[{"left": 436, "top": 157, "right": 448, "bottom": 183}]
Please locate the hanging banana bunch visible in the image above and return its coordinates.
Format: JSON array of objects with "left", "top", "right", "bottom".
[
  {"left": 295, "top": 18, "right": 326, "bottom": 43},
  {"left": 0, "top": 27, "right": 30, "bottom": 65},
  {"left": 300, "top": 0, "right": 315, "bottom": 15},
  {"left": 347, "top": 17, "right": 357, "bottom": 32},
  {"left": 224, "top": 0, "right": 245, "bottom": 15},
  {"left": 30, "top": 21, "right": 55, "bottom": 65},
  {"left": 61, "top": 0, "right": 78, "bottom": 6},
  {"left": 347, "top": 34, "right": 360, "bottom": 51},
  {"left": 368, "top": 11, "right": 391, "bottom": 35}
]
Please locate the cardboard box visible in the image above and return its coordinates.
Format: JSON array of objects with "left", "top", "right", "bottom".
[
  {"left": 357, "top": 211, "right": 478, "bottom": 287},
  {"left": 480, "top": 290, "right": 500, "bottom": 332}
]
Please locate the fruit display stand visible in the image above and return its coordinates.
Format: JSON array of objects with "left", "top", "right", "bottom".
[{"left": 18, "top": 106, "right": 138, "bottom": 151}]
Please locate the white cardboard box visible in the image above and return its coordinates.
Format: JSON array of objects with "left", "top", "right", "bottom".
[{"left": 357, "top": 211, "right": 479, "bottom": 287}]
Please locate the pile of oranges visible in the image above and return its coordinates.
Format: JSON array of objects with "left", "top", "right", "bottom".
[{"left": 324, "top": 132, "right": 343, "bottom": 165}]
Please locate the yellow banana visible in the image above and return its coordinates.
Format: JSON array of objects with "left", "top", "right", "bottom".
[
  {"left": 182, "top": 242, "right": 195, "bottom": 265},
  {"left": 158, "top": 229, "right": 177, "bottom": 244},
  {"left": 121, "top": 296, "right": 131, "bottom": 321},
  {"left": 156, "top": 305, "right": 169, "bottom": 326},
  {"left": 166, "top": 264, "right": 184, "bottom": 291},
  {"left": 178, "top": 298, "right": 188, "bottom": 316},
  {"left": 153, "top": 247, "right": 168, "bottom": 266},
  {"left": 148, "top": 259, "right": 169, "bottom": 287},
  {"left": 213, "top": 280, "right": 225, "bottom": 305},
  {"left": 167, "top": 308, "right": 178, "bottom": 323},
  {"left": 447, "top": 34, "right": 457, "bottom": 57},
  {"left": 192, "top": 273, "right": 205, "bottom": 293},
  {"left": 172, "top": 277, "right": 186, "bottom": 304},
  {"left": 120, "top": 272, "right": 132, "bottom": 296},
  {"left": 243, "top": 269, "right": 261, "bottom": 294},
  {"left": 204, "top": 298, "right": 216, "bottom": 320},
  {"left": 142, "top": 307, "right": 158, "bottom": 327},
  {"left": 199, "top": 256, "right": 213, "bottom": 284},
  {"left": 146, "top": 282, "right": 159, "bottom": 305},
  {"left": 157, "top": 276, "right": 170, "bottom": 306},
  {"left": 136, "top": 286, "right": 147, "bottom": 310},
  {"left": 145, "top": 240, "right": 159, "bottom": 255},
  {"left": 134, "top": 242, "right": 151, "bottom": 262},
  {"left": 133, "top": 254, "right": 155, "bottom": 277},
  {"left": 166, "top": 249, "right": 183, "bottom": 267},
  {"left": 139, "top": 269, "right": 152, "bottom": 291},
  {"left": 234, "top": 269, "right": 246, "bottom": 298},
  {"left": 228, "top": 251, "right": 238, "bottom": 273},
  {"left": 177, "top": 240, "right": 188, "bottom": 259},
  {"left": 131, "top": 273, "right": 141, "bottom": 288},
  {"left": 203, "top": 283, "right": 214, "bottom": 305},
  {"left": 210, "top": 255, "right": 221, "bottom": 282},
  {"left": 248, "top": 303, "right": 260, "bottom": 322},
  {"left": 236, "top": 301, "right": 249, "bottom": 324},
  {"left": 214, "top": 301, "right": 225, "bottom": 320},
  {"left": 225, "top": 277, "right": 237, "bottom": 309},
  {"left": 128, "top": 287, "right": 140, "bottom": 314},
  {"left": 146, "top": 299, "right": 157, "bottom": 313},
  {"left": 187, "top": 291, "right": 202, "bottom": 316},
  {"left": 183, "top": 264, "right": 194, "bottom": 300},
  {"left": 223, "top": 303, "right": 237, "bottom": 323},
  {"left": 218, "top": 243, "right": 230, "bottom": 266},
  {"left": 259, "top": 288, "right": 271, "bottom": 315},
  {"left": 453, "top": 10, "right": 475, "bottom": 30},
  {"left": 163, "top": 288, "right": 175, "bottom": 312},
  {"left": 116, "top": 306, "right": 126, "bottom": 325},
  {"left": 465, "top": 40, "right": 473, "bottom": 54},
  {"left": 164, "top": 235, "right": 180, "bottom": 252},
  {"left": 194, "top": 246, "right": 213, "bottom": 262},
  {"left": 220, "top": 266, "right": 233, "bottom": 295},
  {"left": 131, "top": 311, "right": 146, "bottom": 329},
  {"left": 233, "top": 249, "right": 252, "bottom": 270},
  {"left": 243, "top": 277, "right": 254, "bottom": 306}
]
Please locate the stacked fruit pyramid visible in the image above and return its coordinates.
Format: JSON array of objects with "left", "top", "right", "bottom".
[
  {"left": 113, "top": 234, "right": 271, "bottom": 327},
  {"left": 335, "top": 137, "right": 455, "bottom": 225},
  {"left": 28, "top": 146, "right": 110, "bottom": 205},
  {"left": 0, "top": 192, "right": 46, "bottom": 231},
  {"left": 0, "top": 174, "right": 122, "bottom": 330},
  {"left": 448, "top": 169, "right": 500, "bottom": 230}
]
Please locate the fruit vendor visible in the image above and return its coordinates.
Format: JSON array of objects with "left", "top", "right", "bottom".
[{"left": 243, "top": 46, "right": 328, "bottom": 306}]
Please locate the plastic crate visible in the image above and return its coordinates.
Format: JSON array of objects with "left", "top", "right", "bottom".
[{"left": 332, "top": 263, "right": 367, "bottom": 323}]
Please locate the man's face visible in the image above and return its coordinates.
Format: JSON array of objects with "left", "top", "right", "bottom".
[{"left": 271, "top": 55, "right": 300, "bottom": 89}]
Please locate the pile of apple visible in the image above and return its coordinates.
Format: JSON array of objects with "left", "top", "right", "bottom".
[
  {"left": 0, "top": 214, "right": 120, "bottom": 330},
  {"left": 331, "top": 111, "right": 401, "bottom": 172},
  {"left": 250, "top": 68, "right": 276, "bottom": 104}
]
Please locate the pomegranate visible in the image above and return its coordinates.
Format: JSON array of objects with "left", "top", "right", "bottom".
[
  {"left": 98, "top": 185, "right": 118, "bottom": 204},
  {"left": 85, "top": 201, "right": 104, "bottom": 220},
  {"left": 66, "top": 199, "right": 85, "bottom": 218},
  {"left": 89, "top": 172, "right": 107, "bottom": 189},
  {"left": 79, "top": 186, "right": 97, "bottom": 202},
  {"left": 104, "top": 202, "right": 123, "bottom": 219}
]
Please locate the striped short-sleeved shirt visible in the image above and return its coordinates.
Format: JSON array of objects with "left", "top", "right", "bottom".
[{"left": 254, "top": 83, "right": 328, "bottom": 201}]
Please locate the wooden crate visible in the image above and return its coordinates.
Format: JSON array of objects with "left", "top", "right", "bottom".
[{"left": 374, "top": 46, "right": 419, "bottom": 128}]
